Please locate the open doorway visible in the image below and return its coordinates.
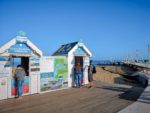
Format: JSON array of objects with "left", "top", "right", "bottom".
[
  {"left": 11, "top": 56, "right": 30, "bottom": 96},
  {"left": 75, "top": 56, "right": 83, "bottom": 67},
  {"left": 74, "top": 56, "right": 84, "bottom": 85},
  {"left": 21, "top": 57, "right": 29, "bottom": 76},
  {"left": 12, "top": 56, "right": 29, "bottom": 77}
]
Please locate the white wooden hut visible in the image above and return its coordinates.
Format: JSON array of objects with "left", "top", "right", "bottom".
[
  {"left": 0, "top": 35, "right": 42, "bottom": 100},
  {"left": 52, "top": 41, "right": 92, "bottom": 87}
]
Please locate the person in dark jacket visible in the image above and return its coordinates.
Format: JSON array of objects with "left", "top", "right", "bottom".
[
  {"left": 74, "top": 62, "right": 83, "bottom": 88},
  {"left": 15, "top": 65, "right": 26, "bottom": 99},
  {"left": 88, "top": 60, "right": 94, "bottom": 88}
]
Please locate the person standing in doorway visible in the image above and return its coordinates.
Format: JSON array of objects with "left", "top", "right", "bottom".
[
  {"left": 88, "top": 60, "right": 94, "bottom": 88},
  {"left": 74, "top": 62, "right": 83, "bottom": 88},
  {"left": 15, "top": 65, "right": 26, "bottom": 99}
]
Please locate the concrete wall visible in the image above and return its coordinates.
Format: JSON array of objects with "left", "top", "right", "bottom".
[{"left": 118, "top": 73, "right": 150, "bottom": 113}]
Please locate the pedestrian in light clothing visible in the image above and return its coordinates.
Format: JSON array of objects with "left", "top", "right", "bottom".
[
  {"left": 74, "top": 62, "right": 83, "bottom": 88},
  {"left": 15, "top": 65, "right": 26, "bottom": 99}
]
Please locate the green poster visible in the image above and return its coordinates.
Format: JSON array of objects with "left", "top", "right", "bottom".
[
  {"left": 55, "top": 57, "right": 68, "bottom": 78},
  {"left": 54, "top": 57, "right": 68, "bottom": 88},
  {"left": 40, "top": 57, "right": 68, "bottom": 92}
]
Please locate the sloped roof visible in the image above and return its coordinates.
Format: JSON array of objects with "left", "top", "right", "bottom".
[
  {"left": 52, "top": 42, "right": 78, "bottom": 56},
  {"left": 0, "top": 36, "right": 43, "bottom": 56}
]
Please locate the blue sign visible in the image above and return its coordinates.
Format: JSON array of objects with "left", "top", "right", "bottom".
[{"left": 8, "top": 43, "right": 32, "bottom": 54}]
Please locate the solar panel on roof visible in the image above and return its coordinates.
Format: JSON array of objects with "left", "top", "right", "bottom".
[{"left": 52, "top": 42, "right": 78, "bottom": 56}]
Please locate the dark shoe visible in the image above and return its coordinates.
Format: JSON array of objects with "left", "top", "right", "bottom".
[
  {"left": 16, "top": 97, "right": 23, "bottom": 100},
  {"left": 88, "top": 86, "right": 92, "bottom": 88}
]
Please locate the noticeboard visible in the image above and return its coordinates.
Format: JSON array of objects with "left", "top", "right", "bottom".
[
  {"left": 40, "top": 57, "right": 68, "bottom": 92},
  {"left": 30, "top": 56, "right": 40, "bottom": 75}
]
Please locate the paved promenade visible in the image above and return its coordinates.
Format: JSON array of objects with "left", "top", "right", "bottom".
[{"left": 0, "top": 81, "right": 144, "bottom": 113}]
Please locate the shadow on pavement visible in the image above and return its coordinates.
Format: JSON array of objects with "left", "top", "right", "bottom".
[{"left": 94, "top": 85, "right": 144, "bottom": 102}]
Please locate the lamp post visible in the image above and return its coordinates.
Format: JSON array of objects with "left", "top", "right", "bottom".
[{"left": 135, "top": 50, "right": 140, "bottom": 63}]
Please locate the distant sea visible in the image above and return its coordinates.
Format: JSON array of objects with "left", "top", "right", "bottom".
[
  {"left": 93, "top": 60, "right": 122, "bottom": 66},
  {"left": 93, "top": 60, "right": 110, "bottom": 66}
]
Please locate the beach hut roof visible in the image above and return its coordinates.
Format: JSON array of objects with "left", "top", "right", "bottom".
[
  {"left": 52, "top": 41, "right": 92, "bottom": 56},
  {"left": 0, "top": 36, "right": 43, "bottom": 56},
  {"left": 52, "top": 42, "right": 78, "bottom": 56}
]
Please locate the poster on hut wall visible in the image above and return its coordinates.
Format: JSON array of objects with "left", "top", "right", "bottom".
[
  {"left": 40, "top": 57, "right": 54, "bottom": 92},
  {"left": 0, "top": 57, "right": 11, "bottom": 77},
  {"left": 30, "top": 56, "right": 40, "bottom": 75},
  {"left": 40, "top": 72, "right": 54, "bottom": 91},
  {"left": 11, "top": 76, "right": 30, "bottom": 96},
  {"left": 54, "top": 57, "right": 68, "bottom": 88},
  {"left": 40, "top": 57, "right": 68, "bottom": 92},
  {"left": 41, "top": 57, "right": 54, "bottom": 72}
]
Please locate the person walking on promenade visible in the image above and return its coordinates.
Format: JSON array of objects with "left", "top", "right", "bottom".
[
  {"left": 74, "top": 62, "right": 83, "bottom": 88},
  {"left": 15, "top": 65, "right": 26, "bottom": 99},
  {"left": 88, "top": 60, "right": 95, "bottom": 88}
]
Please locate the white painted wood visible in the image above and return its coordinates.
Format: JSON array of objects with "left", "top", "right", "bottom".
[
  {"left": 68, "top": 55, "right": 75, "bottom": 87},
  {"left": 83, "top": 56, "right": 89, "bottom": 84},
  {"left": 0, "top": 77, "right": 8, "bottom": 100},
  {"left": 30, "top": 75, "right": 38, "bottom": 94},
  {"left": 40, "top": 56, "right": 54, "bottom": 73},
  {"left": 27, "top": 39, "right": 43, "bottom": 56},
  {"left": 29, "top": 56, "right": 40, "bottom": 94},
  {"left": 68, "top": 42, "right": 92, "bottom": 57},
  {"left": 7, "top": 77, "right": 12, "bottom": 98},
  {"left": 0, "top": 38, "right": 16, "bottom": 55}
]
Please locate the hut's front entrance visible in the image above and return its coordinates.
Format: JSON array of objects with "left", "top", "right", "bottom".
[
  {"left": 11, "top": 56, "right": 30, "bottom": 97},
  {"left": 12, "top": 56, "right": 29, "bottom": 76},
  {"left": 75, "top": 56, "right": 83, "bottom": 67},
  {"left": 74, "top": 56, "right": 84, "bottom": 85}
]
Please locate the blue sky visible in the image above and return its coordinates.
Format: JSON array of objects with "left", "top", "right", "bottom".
[{"left": 0, "top": 0, "right": 150, "bottom": 60}]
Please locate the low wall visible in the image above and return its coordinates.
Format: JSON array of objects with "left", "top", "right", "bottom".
[
  {"left": 118, "top": 73, "right": 150, "bottom": 113},
  {"left": 135, "top": 72, "right": 149, "bottom": 86}
]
